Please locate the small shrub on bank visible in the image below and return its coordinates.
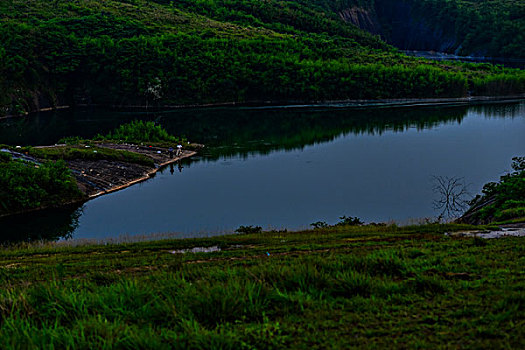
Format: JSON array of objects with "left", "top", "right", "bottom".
[
  {"left": 310, "top": 221, "right": 329, "bottom": 229},
  {"left": 57, "top": 136, "right": 85, "bottom": 145},
  {"left": 98, "top": 121, "right": 177, "bottom": 143},
  {"left": 235, "top": 225, "right": 262, "bottom": 234},
  {"left": 336, "top": 216, "right": 363, "bottom": 226},
  {"left": 310, "top": 216, "right": 364, "bottom": 229}
]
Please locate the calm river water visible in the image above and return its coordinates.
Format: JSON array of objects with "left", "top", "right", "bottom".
[{"left": 1, "top": 102, "right": 524, "bottom": 242}]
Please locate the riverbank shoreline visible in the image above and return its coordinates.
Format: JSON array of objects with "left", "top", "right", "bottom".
[
  {"left": 82, "top": 95, "right": 525, "bottom": 110},
  {"left": 0, "top": 143, "right": 200, "bottom": 219},
  {"left": 2, "top": 95, "right": 524, "bottom": 119},
  {"left": 82, "top": 146, "right": 198, "bottom": 200}
]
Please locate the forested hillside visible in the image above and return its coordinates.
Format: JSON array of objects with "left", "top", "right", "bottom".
[{"left": 0, "top": 0, "right": 524, "bottom": 116}]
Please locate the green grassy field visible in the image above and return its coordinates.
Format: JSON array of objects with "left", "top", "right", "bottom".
[{"left": 0, "top": 223, "right": 523, "bottom": 348}]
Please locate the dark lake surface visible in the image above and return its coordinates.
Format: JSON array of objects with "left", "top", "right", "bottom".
[{"left": 1, "top": 101, "right": 524, "bottom": 242}]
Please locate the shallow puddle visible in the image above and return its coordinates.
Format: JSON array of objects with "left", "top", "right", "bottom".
[
  {"left": 169, "top": 246, "right": 221, "bottom": 254},
  {"left": 446, "top": 227, "right": 525, "bottom": 239}
]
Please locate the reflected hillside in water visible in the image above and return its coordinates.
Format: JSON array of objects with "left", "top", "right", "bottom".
[
  {"left": 1, "top": 102, "right": 522, "bottom": 151},
  {"left": 0, "top": 207, "right": 82, "bottom": 244},
  {"left": 0, "top": 110, "right": 143, "bottom": 146},
  {"left": 157, "top": 102, "right": 523, "bottom": 159},
  {"left": 468, "top": 102, "right": 525, "bottom": 118}
]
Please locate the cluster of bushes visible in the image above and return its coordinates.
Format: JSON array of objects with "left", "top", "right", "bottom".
[
  {"left": 311, "top": 215, "right": 365, "bottom": 228},
  {"left": 0, "top": 157, "right": 84, "bottom": 215},
  {"left": 235, "top": 225, "right": 263, "bottom": 234},
  {"left": 463, "top": 157, "right": 525, "bottom": 224},
  {"left": 97, "top": 120, "right": 177, "bottom": 143},
  {"left": 57, "top": 120, "right": 184, "bottom": 145}
]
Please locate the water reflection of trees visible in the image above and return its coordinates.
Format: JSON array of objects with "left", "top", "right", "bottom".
[
  {"left": 159, "top": 105, "right": 474, "bottom": 160},
  {"left": 0, "top": 109, "right": 138, "bottom": 146},
  {"left": 469, "top": 102, "right": 525, "bottom": 119},
  {"left": 160, "top": 101, "right": 522, "bottom": 161},
  {"left": 0, "top": 206, "right": 82, "bottom": 244},
  {"left": 0, "top": 102, "right": 522, "bottom": 152}
]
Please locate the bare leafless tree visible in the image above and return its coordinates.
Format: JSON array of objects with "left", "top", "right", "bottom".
[{"left": 432, "top": 176, "right": 470, "bottom": 220}]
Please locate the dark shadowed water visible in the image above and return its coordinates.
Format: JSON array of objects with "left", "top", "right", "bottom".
[{"left": 1, "top": 102, "right": 524, "bottom": 242}]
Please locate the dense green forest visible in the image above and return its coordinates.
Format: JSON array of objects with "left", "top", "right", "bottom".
[{"left": 0, "top": 0, "right": 524, "bottom": 116}]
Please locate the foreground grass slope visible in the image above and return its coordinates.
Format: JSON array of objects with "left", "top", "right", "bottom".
[
  {"left": 0, "top": 224, "right": 523, "bottom": 348},
  {"left": 1, "top": 0, "right": 524, "bottom": 116}
]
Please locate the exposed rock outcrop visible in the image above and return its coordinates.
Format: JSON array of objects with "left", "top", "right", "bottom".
[
  {"left": 375, "top": 1, "right": 457, "bottom": 52},
  {"left": 340, "top": 2, "right": 458, "bottom": 54},
  {"left": 339, "top": 7, "right": 381, "bottom": 35}
]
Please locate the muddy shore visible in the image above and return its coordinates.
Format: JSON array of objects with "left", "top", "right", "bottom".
[
  {"left": 63, "top": 143, "right": 198, "bottom": 198},
  {"left": 0, "top": 143, "right": 199, "bottom": 218}
]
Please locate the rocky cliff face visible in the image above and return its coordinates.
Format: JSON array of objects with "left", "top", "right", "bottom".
[
  {"left": 340, "top": 2, "right": 458, "bottom": 54},
  {"left": 376, "top": 1, "right": 458, "bottom": 52},
  {"left": 338, "top": 7, "right": 381, "bottom": 35}
]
